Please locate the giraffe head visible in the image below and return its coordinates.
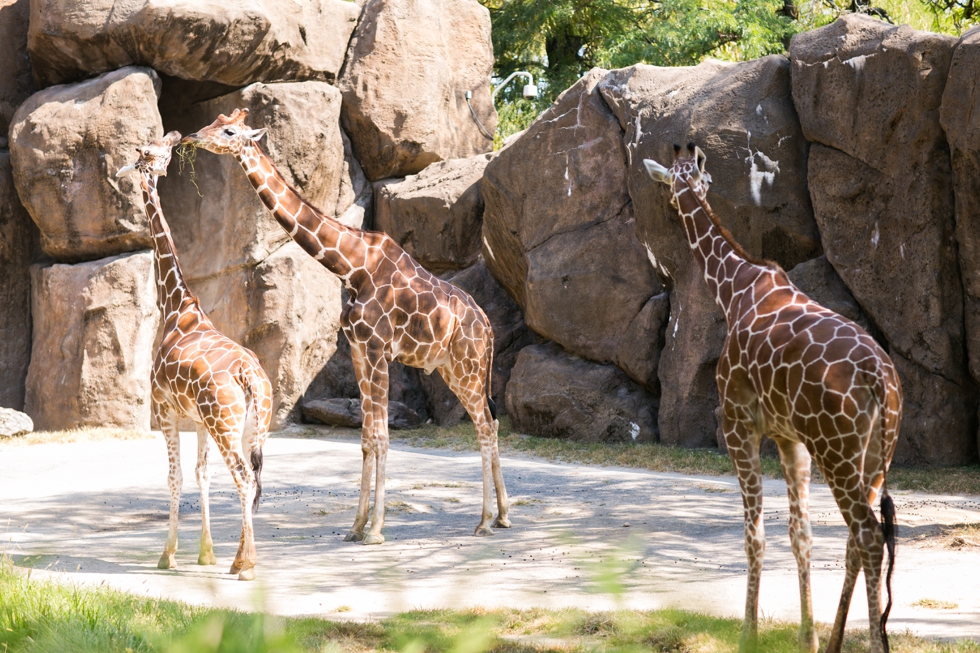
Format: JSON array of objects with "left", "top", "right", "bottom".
[
  {"left": 116, "top": 131, "right": 182, "bottom": 178},
  {"left": 643, "top": 142, "right": 712, "bottom": 207},
  {"left": 180, "top": 108, "right": 267, "bottom": 155}
]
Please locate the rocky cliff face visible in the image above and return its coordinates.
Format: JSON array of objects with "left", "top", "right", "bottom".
[{"left": 1, "top": 5, "right": 978, "bottom": 465}]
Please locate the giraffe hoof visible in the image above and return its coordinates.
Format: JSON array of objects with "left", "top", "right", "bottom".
[
  {"left": 474, "top": 526, "right": 494, "bottom": 537},
  {"left": 362, "top": 533, "right": 385, "bottom": 545},
  {"left": 229, "top": 562, "right": 242, "bottom": 575},
  {"left": 492, "top": 517, "right": 512, "bottom": 529},
  {"left": 237, "top": 567, "right": 256, "bottom": 581},
  {"left": 344, "top": 531, "right": 364, "bottom": 542},
  {"left": 157, "top": 553, "right": 176, "bottom": 570},
  {"left": 198, "top": 551, "right": 217, "bottom": 566}
]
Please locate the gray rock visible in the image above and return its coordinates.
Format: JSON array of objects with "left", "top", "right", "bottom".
[
  {"left": 482, "top": 69, "right": 665, "bottom": 392},
  {"left": 0, "top": 406, "right": 32, "bottom": 437},
  {"left": 941, "top": 25, "right": 980, "bottom": 457},
  {"left": 27, "top": 0, "right": 361, "bottom": 88},
  {"left": 505, "top": 342, "right": 658, "bottom": 444},
  {"left": 0, "top": 151, "right": 37, "bottom": 411},
  {"left": 303, "top": 397, "right": 422, "bottom": 430},
  {"left": 792, "top": 15, "right": 975, "bottom": 465},
  {"left": 25, "top": 251, "right": 159, "bottom": 431},
  {"left": 9, "top": 67, "right": 162, "bottom": 262},
  {"left": 339, "top": 0, "right": 496, "bottom": 180},
  {"left": 598, "top": 55, "right": 817, "bottom": 448},
  {"left": 374, "top": 153, "right": 493, "bottom": 273},
  {"left": 0, "top": 0, "right": 33, "bottom": 138}
]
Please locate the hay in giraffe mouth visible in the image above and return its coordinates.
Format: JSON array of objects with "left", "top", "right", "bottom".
[{"left": 175, "top": 142, "right": 202, "bottom": 196}]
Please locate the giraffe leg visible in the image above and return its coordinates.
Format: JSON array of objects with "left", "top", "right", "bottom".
[
  {"left": 826, "top": 476, "right": 887, "bottom": 653},
  {"left": 825, "top": 532, "right": 861, "bottom": 653},
  {"left": 195, "top": 425, "right": 217, "bottom": 566},
  {"left": 348, "top": 342, "right": 389, "bottom": 545},
  {"left": 723, "top": 410, "right": 764, "bottom": 653},
  {"left": 219, "top": 431, "right": 258, "bottom": 581},
  {"left": 776, "top": 439, "right": 817, "bottom": 653},
  {"left": 489, "top": 419, "right": 511, "bottom": 529},
  {"left": 157, "top": 407, "right": 181, "bottom": 570}
]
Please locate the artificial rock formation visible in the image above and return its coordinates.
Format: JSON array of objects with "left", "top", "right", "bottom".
[
  {"left": 419, "top": 259, "right": 542, "bottom": 425},
  {"left": 792, "top": 15, "right": 975, "bottom": 465},
  {"left": 483, "top": 69, "right": 665, "bottom": 394},
  {"left": 941, "top": 25, "right": 980, "bottom": 456},
  {"left": 26, "top": 251, "right": 159, "bottom": 431},
  {"left": 0, "top": 152, "right": 35, "bottom": 411},
  {"left": 339, "top": 0, "right": 496, "bottom": 180},
  {"left": 303, "top": 397, "right": 421, "bottom": 430},
  {"left": 0, "top": 407, "right": 32, "bottom": 437},
  {"left": 0, "top": 0, "right": 33, "bottom": 139},
  {"left": 598, "top": 56, "right": 818, "bottom": 448},
  {"left": 374, "top": 153, "right": 493, "bottom": 273},
  {"left": 506, "top": 342, "right": 658, "bottom": 444},
  {"left": 9, "top": 66, "right": 162, "bottom": 261},
  {"left": 27, "top": 0, "right": 361, "bottom": 88}
]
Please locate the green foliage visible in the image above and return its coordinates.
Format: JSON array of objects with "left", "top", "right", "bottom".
[{"left": 480, "top": 0, "right": 972, "bottom": 143}]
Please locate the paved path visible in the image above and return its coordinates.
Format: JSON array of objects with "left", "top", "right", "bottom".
[{"left": 1, "top": 428, "right": 979, "bottom": 641}]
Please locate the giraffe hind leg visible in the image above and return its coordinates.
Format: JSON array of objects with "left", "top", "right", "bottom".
[
  {"left": 157, "top": 406, "right": 181, "bottom": 570},
  {"left": 195, "top": 424, "right": 217, "bottom": 566}
]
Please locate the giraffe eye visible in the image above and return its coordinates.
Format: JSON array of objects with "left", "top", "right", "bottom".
[{"left": 224, "top": 128, "right": 235, "bottom": 136}]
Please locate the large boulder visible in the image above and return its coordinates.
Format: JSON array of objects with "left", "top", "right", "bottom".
[
  {"left": 185, "top": 243, "right": 343, "bottom": 429},
  {"left": 482, "top": 69, "right": 666, "bottom": 393},
  {"left": 302, "top": 397, "right": 421, "bottom": 430},
  {"left": 597, "top": 56, "right": 819, "bottom": 448},
  {"left": 25, "top": 250, "right": 159, "bottom": 431},
  {"left": 941, "top": 26, "right": 980, "bottom": 455},
  {"left": 0, "top": 152, "right": 36, "bottom": 411},
  {"left": 505, "top": 342, "right": 658, "bottom": 444},
  {"left": 159, "top": 80, "right": 346, "bottom": 279},
  {"left": 792, "top": 15, "right": 975, "bottom": 466},
  {"left": 27, "top": 0, "right": 361, "bottom": 88},
  {"left": 374, "top": 153, "right": 493, "bottom": 273},
  {"left": 339, "top": 0, "right": 496, "bottom": 181},
  {"left": 0, "top": 0, "right": 33, "bottom": 139},
  {"left": 419, "top": 258, "right": 543, "bottom": 425},
  {"left": 336, "top": 131, "right": 373, "bottom": 230},
  {"left": 0, "top": 407, "right": 32, "bottom": 437},
  {"left": 9, "top": 66, "right": 162, "bottom": 262}
]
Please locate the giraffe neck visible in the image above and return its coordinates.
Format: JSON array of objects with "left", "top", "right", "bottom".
[
  {"left": 673, "top": 177, "right": 763, "bottom": 322},
  {"left": 141, "top": 174, "right": 194, "bottom": 323},
  {"left": 238, "top": 142, "right": 359, "bottom": 279}
]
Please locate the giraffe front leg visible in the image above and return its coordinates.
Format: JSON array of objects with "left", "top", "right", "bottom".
[
  {"left": 776, "top": 439, "right": 817, "bottom": 653},
  {"left": 157, "top": 408, "right": 181, "bottom": 570},
  {"left": 362, "top": 350, "right": 389, "bottom": 546},
  {"left": 195, "top": 425, "right": 217, "bottom": 566}
]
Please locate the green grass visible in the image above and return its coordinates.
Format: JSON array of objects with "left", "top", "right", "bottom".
[
  {"left": 2, "top": 557, "right": 978, "bottom": 653},
  {"left": 389, "top": 418, "right": 980, "bottom": 497}
]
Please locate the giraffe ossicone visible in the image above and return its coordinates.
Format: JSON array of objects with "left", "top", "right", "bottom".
[
  {"left": 118, "top": 131, "right": 274, "bottom": 581},
  {"left": 180, "top": 108, "right": 510, "bottom": 544},
  {"left": 644, "top": 143, "right": 901, "bottom": 653}
]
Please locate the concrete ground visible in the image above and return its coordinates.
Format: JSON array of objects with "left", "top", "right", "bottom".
[{"left": 1, "top": 427, "right": 979, "bottom": 641}]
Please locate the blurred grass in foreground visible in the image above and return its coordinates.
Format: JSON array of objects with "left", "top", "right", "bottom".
[{"left": 3, "top": 553, "right": 978, "bottom": 653}]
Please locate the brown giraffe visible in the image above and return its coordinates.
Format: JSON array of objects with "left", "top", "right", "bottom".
[
  {"left": 644, "top": 144, "right": 900, "bottom": 653},
  {"left": 180, "top": 110, "right": 509, "bottom": 544},
  {"left": 117, "top": 131, "right": 274, "bottom": 581}
]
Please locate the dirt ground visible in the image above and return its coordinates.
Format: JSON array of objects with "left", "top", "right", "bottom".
[{"left": 1, "top": 427, "right": 979, "bottom": 641}]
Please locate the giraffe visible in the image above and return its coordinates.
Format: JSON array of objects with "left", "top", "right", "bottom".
[
  {"left": 117, "top": 131, "right": 274, "bottom": 581},
  {"left": 644, "top": 144, "right": 901, "bottom": 653},
  {"left": 180, "top": 109, "right": 509, "bottom": 544}
]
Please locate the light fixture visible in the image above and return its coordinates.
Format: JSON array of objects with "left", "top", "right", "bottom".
[{"left": 466, "top": 71, "right": 538, "bottom": 140}]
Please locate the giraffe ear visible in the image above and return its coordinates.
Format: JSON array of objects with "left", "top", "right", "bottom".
[
  {"left": 163, "top": 131, "right": 182, "bottom": 147},
  {"left": 243, "top": 127, "right": 267, "bottom": 142},
  {"left": 643, "top": 159, "right": 671, "bottom": 185}
]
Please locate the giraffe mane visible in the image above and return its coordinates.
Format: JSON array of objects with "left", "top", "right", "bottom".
[{"left": 684, "top": 176, "right": 777, "bottom": 269}]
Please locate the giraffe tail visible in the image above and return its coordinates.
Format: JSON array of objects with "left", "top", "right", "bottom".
[
  {"left": 244, "top": 385, "right": 264, "bottom": 514},
  {"left": 880, "top": 487, "right": 897, "bottom": 653}
]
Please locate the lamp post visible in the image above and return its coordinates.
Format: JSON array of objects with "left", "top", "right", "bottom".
[{"left": 466, "top": 71, "right": 537, "bottom": 140}]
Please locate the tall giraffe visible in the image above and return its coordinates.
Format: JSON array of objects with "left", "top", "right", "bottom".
[
  {"left": 181, "top": 110, "right": 509, "bottom": 544},
  {"left": 644, "top": 144, "right": 901, "bottom": 653},
  {"left": 117, "top": 131, "right": 274, "bottom": 581}
]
